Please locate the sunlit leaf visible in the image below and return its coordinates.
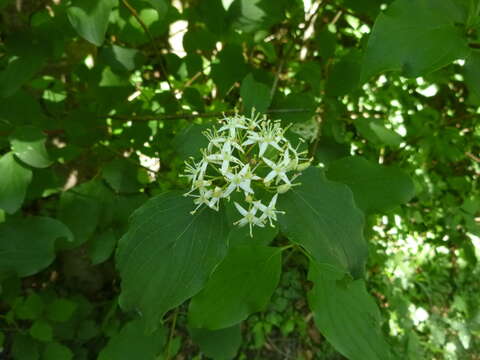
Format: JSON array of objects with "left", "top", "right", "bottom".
[
  {"left": 67, "top": 0, "right": 116, "bottom": 46},
  {"left": 0, "top": 152, "right": 32, "bottom": 214},
  {"left": 362, "top": 0, "right": 470, "bottom": 80}
]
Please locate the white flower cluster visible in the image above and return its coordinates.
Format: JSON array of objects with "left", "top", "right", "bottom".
[{"left": 183, "top": 112, "right": 311, "bottom": 236}]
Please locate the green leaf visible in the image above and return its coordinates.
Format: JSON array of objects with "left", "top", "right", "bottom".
[
  {"left": 0, "top": 56, "right": 45, "bottom": 98},
  {"left": 117, "top": 192, "right": 229, "bottom": 332},
  {"left": 308, "top": 262, "right": 392, "bottom": 360},
  {"left": 315, "top": 137, "right": 350, "bottom": 166},
  {"left": 88, "top": 228, "right": 117, "bottom": 265},
  {"left": 0, "top": 152, "right": 32, "bottom": 214},
  {"left": 240, "top": 73, "right": 271, "bottom": 113},
  {"left": 98, "top": 319, "right": 165, "bottom": 360},
  {"left": 143, "top": 0, "right": 168, "bottom": 20},
  {"left": 183, "top": 27, "right": 217, "bottom": 53},
  {"left": 12, "top": 334, "right": 39, "bottom": 360},
  {"left": 326, "top": 156, "right": 415, "bottom": 213},
  {"left": 354, "top": 118, "right": 403, "bottom": 147},
  {"left": 0, "top": 217, "right": 73, "bottom": 277},
  {"left": 58, "top": 180, "right": 113, "bottom": 249},
  {"left": 277, "top": 167, "right": 367, "bottom": 278},
  {"left": 211, "top": 44, "right": 249, "bottom": 97},
  {"left": 326, "top": 50, "right": 362, "bottom": 97},
  {"left": 9, "top": 125, "right": 52, "bottom": 168},
  {"left": 173, "top": 123, "right": 209, "bottom": 161},
  {"left": 183, "top": 87, "right": 205, "bottom": 112},
  {"left": 29, "top": 320, "right": 53, "bottom": 342},
  {"left": 67, "top": 0, "right": 116, "bottom": 46},
  {"left": 0, "top": 90, "right": 46, "bottom": 128},
  {"left": 0, "top": 0, "right": 13, "bottom": 10},
  {"left": 227, "top": 223, "right": 277, "bottom": 247},
  {"left": 193, "top": 0, "right": 229, "bottom": 35},
  {"left": 42, "top": 343, "right": 73, "bottom": 360},
  {"left": 189, "top": 245, "right": 282, "bottom": 329},
  {"left": 464, "top": 50, "right": 480, "bottom": 104},
  {"left": 228, "top": 0, "right": 266, "bottom": 33},
  {"left": 99, "top": 45, "right": 144, "bottom": 72},
  {"left": 46, "top": 299, "right": 77, "bottom": 323},
  {"left": 102, "top": 158, "right": 141, "bottom": 194},
  {"left": 362, "top": 0, "right": 470, "bottom": 80},
  {"left": 16, "top": 294, "right": 44, "bottom": 320},
  {"left": 190, "top": 325, "right": 242, "bottom": 360},
  {"left": 272, "top": 92, "right": 316, "bottom": 124},
  {"left": 315, "top": 27, "right": 336, "bottom": 60}
]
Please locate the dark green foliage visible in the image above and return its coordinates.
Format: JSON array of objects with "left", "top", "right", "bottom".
[{"left": 0, "top": 0, "right": 479, "bottom": 359}]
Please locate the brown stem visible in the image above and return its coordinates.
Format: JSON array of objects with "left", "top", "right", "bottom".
[
  {"left": 104, "top": 108, "right": 317, "bottom": 122},
  {"left": 121, "top": 0, "right": 172, "bottom": 89}
]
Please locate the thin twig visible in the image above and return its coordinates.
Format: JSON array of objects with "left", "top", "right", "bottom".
[
  {"left": 466, "top": 152, "right": 480, "bottom": 163},
  {"left": 104, "top": 108, "right": 317, "bottom": 122},
  {"left": 121, "top": 0, "right": 172, "bottom": 89},
  {"left": 270, "top": 57, "right": 285, "bottom": 99},
  {"left": 98, "top": 143, "right": 158, "bottom": 175},
  {"left": 165, "top": 308, "right": 179, "bottom": 360}
]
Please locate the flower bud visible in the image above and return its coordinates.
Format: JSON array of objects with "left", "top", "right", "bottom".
[
  {"left": 277, "top": 183, "right": 291, "bottom": 194},
  {"left": 296, "top": 161, "right": 311, "bottom": 172}
]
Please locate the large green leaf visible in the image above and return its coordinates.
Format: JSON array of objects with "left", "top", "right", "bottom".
[
  {"left": 308, "top": 262, "right": 392, "bottom": 360},
  {"left": 98, "top": 319, "right": 165, "bottom": 360},
  {"left": 190, "top": 325, "right": 241, "bottom": 360},
  {"left": 0, "top": 152, "right": 32, "bottom": 214},
  {"left": 0, "top": 217, "right": 73, "bottom": 277},
  {"left": 278, "top": 167, "right": 367, "bottom": 278},
  {"left": 326, "top": 156, "right": 415, "bottom": 213},
  {"left": 117, "top": 192, "right": 229, "bottom": 332},
  {"left": 9, "top": 125, "right": 52, "bottom": 168},
  {"left": 67, "top": 0, "right": 116, "bottom": 46},
  {"left": 240, "top": 73, "right": 271, "bottom": 113},
  {"left": 362, "top": 0, "right": 470, "bottom": 80},
  {"left": 188, "top": 245, "right": 282, "bottom": 329}
]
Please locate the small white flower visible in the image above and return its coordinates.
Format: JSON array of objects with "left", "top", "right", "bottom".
[
  {"left": 234, "top": 202, "right": 265, "bottom": 237},
  {"left": 263, "top": 156, "right": 291, "bottom": 185},
  {"left": 218, "top": 115, "right": 248, "bottom": 137},
  {"left": 255, "top": 194, "right": 284, "bottom": 227},
  {"left": 223, "top": 164, "right": 256, "bottom": 197},
  {"left": 191, "top": 187, "right": 213, "bottom": 214},
  {"left": 207, "top": 142, "right": 243, "bottom": 174},
  {"left": 208, "top": 186, "right": 223, "bottom": 211},
  {"left": 182, "top": 160, "right": 200, "bottom": 183},
  {"left": 204, "top": 129, "right": 225, "bottom": 151},
  {"left": 242, "top": 128, "right": 283, "bottom": 157}
]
